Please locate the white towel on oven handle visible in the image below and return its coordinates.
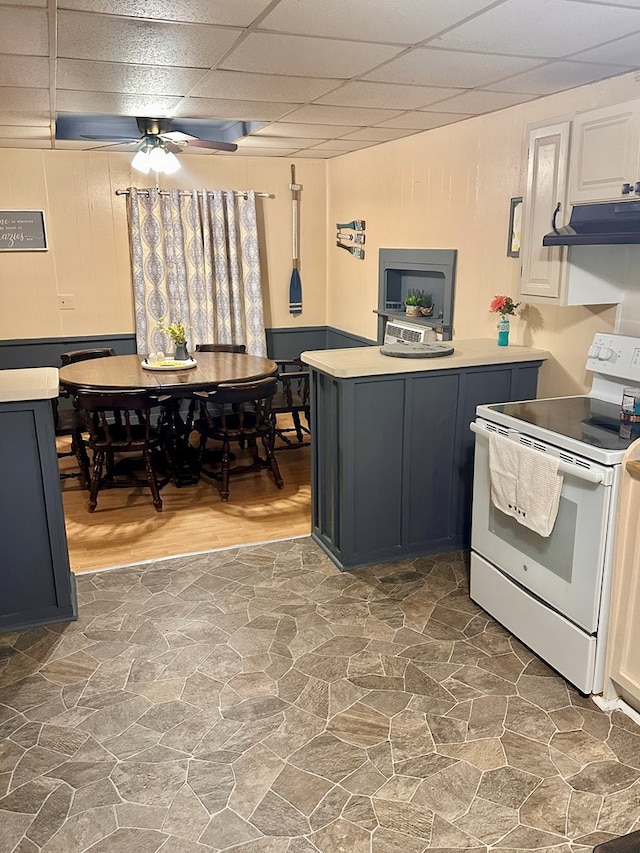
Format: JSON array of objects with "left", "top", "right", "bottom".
[{"left": 489, "top": 433, "right": 564, "bottom": 537}]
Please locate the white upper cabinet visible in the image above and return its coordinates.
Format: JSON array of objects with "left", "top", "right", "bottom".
[
  {"left": 568, "top": 100, "right": 640, "bottom": 204},
  {"left": 519, "top": 121, "right": 570, "bottom": 302},
  {"left": 519, "top": 118, "right": 627, "bottom": 306}
]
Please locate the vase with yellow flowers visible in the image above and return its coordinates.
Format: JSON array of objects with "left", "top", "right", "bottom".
[
  {"left": 157, "top": 319, "right": 189, "bottom": 360},
  {"left": 489, "top": 295, "right": 520, "bottom": 346}
]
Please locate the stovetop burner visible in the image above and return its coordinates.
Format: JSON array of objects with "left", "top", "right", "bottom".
[{"left": 487, "top": 395, "right": 640, "bottom": 452}]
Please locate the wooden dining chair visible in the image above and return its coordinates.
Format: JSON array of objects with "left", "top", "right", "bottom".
[
  {"left": 192, "top": 378, "right": 283, "bottom": 501},
  {"left": 270, "top": 358, "right": 311, "bottom": 448},
  {"left": 184, "top": 343, "right": 248, "bottom": 444},
  {"left": 73, "top": 389, "right": 170, "bottom": 512},
  {"left": 60, "top": 347, "right": 117, "bottom": 365},
  {"left": 55, "top": 347, "right": 117, "bottom": 484}
]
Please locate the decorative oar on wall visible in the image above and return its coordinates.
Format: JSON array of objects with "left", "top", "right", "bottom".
[{"left": 289, "top": 164, "right": 302, "bottom": 315}]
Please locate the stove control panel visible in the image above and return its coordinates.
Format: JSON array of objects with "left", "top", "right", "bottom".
[{"left": 586, "top": 333, "right": 640, "bottom": 382}]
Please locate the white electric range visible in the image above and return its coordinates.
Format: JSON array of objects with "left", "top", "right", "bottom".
[{"left": 470, "top": 332, "right": 640, "bottom": 694}]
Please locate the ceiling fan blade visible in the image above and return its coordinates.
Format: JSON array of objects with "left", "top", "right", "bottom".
[
  {"left": 163, "top": 131, "right": 195, "bottom": 142},
  {"left": 163, "top": 140, "right": 182, "bottom": 154},
  {"left": 183, "top": 139, "right": 238, "bottom": 152},
  {"left": 82, "top": 140, "right": 141, "bottom": 152},
  {"left": 80, "top": 135, "right": 138, "bottom": 142}
]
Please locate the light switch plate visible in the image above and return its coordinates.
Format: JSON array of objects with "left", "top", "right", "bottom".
[{"left": 58, "top": 294, "right": 75, "bottom": 310}]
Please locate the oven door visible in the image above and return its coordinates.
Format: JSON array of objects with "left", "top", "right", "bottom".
[{"left": 471, "top": 418, "right": 615, "bottom": 633}]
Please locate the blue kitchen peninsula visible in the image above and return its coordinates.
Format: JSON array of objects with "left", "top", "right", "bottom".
[
  {"left": 301, "top": 340, "right": 549, "bottom": 571},
  {"left": 0, "top": 368, "right": 77, "bottom": 631}
]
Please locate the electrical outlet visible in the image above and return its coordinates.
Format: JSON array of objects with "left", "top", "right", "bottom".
[{"left": 58, "top": 294, "right": 75, "bottom": 310}]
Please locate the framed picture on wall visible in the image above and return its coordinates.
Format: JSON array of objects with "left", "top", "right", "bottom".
[
  {"left": 507, "top": 197, "right": 522, "bottom": 258},
  {"left": 0, "top": 210, "right": 47, "bottom": 251}
]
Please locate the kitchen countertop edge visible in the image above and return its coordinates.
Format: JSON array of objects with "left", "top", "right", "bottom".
[
  {"left": 0, "top": 367, "right": 59, "bottom": 402},
  {"left": 301, "top": 339, "right": 550, "bottom": 379}
]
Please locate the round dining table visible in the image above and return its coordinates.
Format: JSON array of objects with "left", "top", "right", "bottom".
[
  {"left": 58, "top": 351, "right": 278, "bottom": 395},
  {"left": 58, "top": 352, "right": 279, "bottom": 486}
]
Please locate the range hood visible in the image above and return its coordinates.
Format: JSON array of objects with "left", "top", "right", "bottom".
[{"left": 543, "top": 201, "right": 640, "bottom": 246}]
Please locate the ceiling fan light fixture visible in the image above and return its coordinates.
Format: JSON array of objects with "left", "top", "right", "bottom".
[
  {"left": 162, "top": 150, "right": 180, "bottom": 175},
  {"left": 131, "top": 148, "right": 152, "bottom": 174},
  {"left": 148, "top": 142, "right": 167, "bottom": 171},
  {"left": 131, "top": 136, "right": 181, "bottom": 175}
]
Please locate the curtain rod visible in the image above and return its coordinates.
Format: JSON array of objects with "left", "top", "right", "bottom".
[{"left": 115, "top": 189, "right": 273, "bottom": 198}]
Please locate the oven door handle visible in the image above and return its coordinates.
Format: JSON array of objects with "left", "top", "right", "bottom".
[{"left": 470, "top": 421, "right": 605, "bottom": 484}]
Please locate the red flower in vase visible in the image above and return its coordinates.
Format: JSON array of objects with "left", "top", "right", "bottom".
[{"left": 489, "top": 295, "right": 520, "bottom": 316}]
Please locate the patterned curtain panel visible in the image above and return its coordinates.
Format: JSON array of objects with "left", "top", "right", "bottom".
[{"left": 126, "top": 187, "right": 267, "bottom": 357}]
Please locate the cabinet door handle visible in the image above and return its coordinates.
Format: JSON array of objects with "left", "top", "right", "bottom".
[
  {"left": 622, "top": 182, "right": 633, "bottom": 194},
  {"left": 551, "top": 201, "right": 562, "bottom": 233}
]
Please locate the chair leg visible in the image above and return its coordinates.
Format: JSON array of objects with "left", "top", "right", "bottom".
[
  {"left": 88, "top": 450, "right": 104, "bottom": 512},
  {"left": 292, "top": 411, "right": 304, "bottom": 443},
  {"left": 262, "top": 431, "right": 284, "bottom": 490},
  {"left": 194, "top": 433, "right": 208, "bottom": 483},
  {"left": 143, "top": 449, "right": 163, "bottom": 512},
  {"left": 219, "top": 439, "right": 231, "bottom": 501},
  {"left": 71, "top": 428, "right": 91, "bottom": 489}
]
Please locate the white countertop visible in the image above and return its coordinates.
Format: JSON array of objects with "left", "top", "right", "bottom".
[
  {"left": 301, "top": 339, "right": 550, "bottom": 379},
  {"left": 0, "top": 367, "right": 59, "bottom": 402}
]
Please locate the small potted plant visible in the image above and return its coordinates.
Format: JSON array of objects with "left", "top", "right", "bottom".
[
  {"left": 405, "top": 289, "right": 426, "bottom": 317},
  {"left": 157, "top": 319, "right": 189, "bottom": 360},
  {"left": 420, "top": 293, "right": 434, "bottom": 317}
]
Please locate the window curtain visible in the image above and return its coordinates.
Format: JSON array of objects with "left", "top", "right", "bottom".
[{"left": 126, "top": 187, "right": 267, "bottom": 356}]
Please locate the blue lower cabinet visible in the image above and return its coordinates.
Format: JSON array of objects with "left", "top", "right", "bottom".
[
  {"left": 0, "top": 399, "right": 77, "bottom": 632},
  {"left": 310, "top": 360, "right": 542, "bottom": 570}
]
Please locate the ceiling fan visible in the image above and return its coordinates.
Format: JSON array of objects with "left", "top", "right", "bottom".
[{"left": 55, "top": 113, "right": 240, "bottom": 173}]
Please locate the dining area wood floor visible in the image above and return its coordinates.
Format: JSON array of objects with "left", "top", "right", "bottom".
[{"left": 57, "top": 424, "right": 311, "bottom": 574}]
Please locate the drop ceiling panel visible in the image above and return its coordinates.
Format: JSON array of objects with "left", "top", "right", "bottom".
[
  {"left": 283, "top": 104, "right": 405, "bottom": 126},
  {"left": 576, "top": 0, "right": 640, "bottom": 7},
  {"left": 236, "top": 136, "right": 319, "bottom": 149},
  {"left": 4, "top": 1, "right": 640, "bottom": 158},
  {"left": 0, "top": 88, "right": 50, "bottom": 125},
  {"left": 258, "top": 0, "right": 502, "bottom": 44},
  {"left": 375, "top": 112, "right": 476, "bottom": 130},
  {"left": 430, "top": 89, "right": 537, "bottom": 114},
  {"left": 58, "top": 0, "right": 274, "bottom": 26},
  {"left": 431, "top": 0, "right": 640, "bottom": 58},
  {"left": 220, "top": 33, "right": 403, "bottom": 78},
  {"left": 308, "top": 139, "right": 375, "bottom": 151},
  {"left": 0, "top": 7, "right": 48, "bottom": 55},
  {"left": 364, "top": 48, "right": 545, "bottom": 88},
  {"left": 485, "top": 60, "right": 632, "bottom": 95},
  {"left": 0, "top": 126, "right": 51, "bottom": 139},
  {"left": 176, "top": 98, "right": 296, "bottom": 121},
  {"left": 0, "top": 56, "right": 49, "bottom": 89},
  {"left": 341, "top": 128, "right": 415, "bottom": 142},
  {"left": 220, "top": 146, "right": 298, "bottom": 157},
  {"left": 57, "top": 11, "right": 243, "bottom": 67},
  {"left": 56, "top": 91, "right": 183, "bottom": 116},
  {"left": 573, "top": 31, "right": 640, "bottom": 67},
  {"left": 190, "top": 70, "right": 337, "bottom": 103},
  {"left": 253, "top": 123, "right": 361, "bottom": 138},
  {"left": 57, "top": 60, "right": 209, "bottom": 96},
  {"left": 315, "top": 81, "right": 465, "bottom": 110}
]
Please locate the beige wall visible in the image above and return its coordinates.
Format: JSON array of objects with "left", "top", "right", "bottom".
[
  {"left": 0, "top": 150, "right": 328, "bottom": 341},
  {"left": 326, "top": 72, "right": 640, "bottom": 397}
]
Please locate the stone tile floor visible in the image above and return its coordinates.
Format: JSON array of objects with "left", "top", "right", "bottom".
[{"left": 1, "top": 539, "right": 640, "bottom": 853}]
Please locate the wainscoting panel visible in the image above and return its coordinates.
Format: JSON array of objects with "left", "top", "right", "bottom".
[{"left": 0, "top": 327, "right": 374, "bottom": 370}]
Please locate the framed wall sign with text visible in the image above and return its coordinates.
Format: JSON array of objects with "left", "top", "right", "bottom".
[{"left": 0, "top": 210, "right": 48, "bottom": 251}]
